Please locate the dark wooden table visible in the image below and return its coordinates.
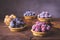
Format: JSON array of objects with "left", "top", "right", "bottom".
[{"left": 0, "top": 19, "right": 60, "bottom": 40}]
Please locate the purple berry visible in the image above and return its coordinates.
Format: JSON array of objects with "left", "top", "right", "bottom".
[{"left": 10, "top": 21, "right": 15, "bottom": 27}]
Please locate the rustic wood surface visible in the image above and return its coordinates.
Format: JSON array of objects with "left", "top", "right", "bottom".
[{"left": 0, "top": 19, "right": 60, "bottom": 40}]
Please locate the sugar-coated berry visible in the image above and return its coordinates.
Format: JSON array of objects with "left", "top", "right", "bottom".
[
  {"left": 9, "top": 17, "right": 25, "bottom": 28},
  {"left": 32, "top": 21, "right": 51, "bottom": 32},
  {"left": 33, "top": 13, "right": 35, "bottom": 16},
  {"left": 32, "top": 24, "right": 36, "bottom": 31},
  {"left": 24, "top": 11, "right": 35, "bottom": 16},
  {"left": 38, "top": 11, "right": 52, "bottom": 18},
  {"left": 41, "top": 24, "right": 46, "bottom": 32},
  {"left": 46, "top": 25, "right": 51, "bottom": 31},
  {"left": 10, "top": 21, "right": 15, "bottom": 27},
  {"left": 48, "top": 15, "right": 52, "bottom": 18}
]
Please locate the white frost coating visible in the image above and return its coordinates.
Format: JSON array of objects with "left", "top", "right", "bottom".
[
  {"left": 24, "top": 10, "right": 35, "bottom": 16},
  {"left": 37, "top": 11, "right": 52, "bottom": 18}
]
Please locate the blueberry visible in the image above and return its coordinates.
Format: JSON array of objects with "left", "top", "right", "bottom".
[
  {"left": 25, "top": 14, "right": 27, "bottom": 16},
  {"left": 20, "top": 22, "right": 25, "bottom": 24},
  {"left": 24, "top": 13, "right": 27, "bottom": 16},
  {"left": 11, "top": 18, "right": 25, "bottom": 28},
  {"left": 28, "top": 13, "right": 30, "bottom": 16},
  {"left": 33, "top": 14, "right": 35, "bottom": 15},
  {"left": 10, "top": 21, "right": 15, "bottom": 27},
  {"left": 13, "top": 18, "right": 16, "bottom": 21},
  {"left": 15, "top": 18, "right": 19, "bottom": 21},
  {"left": 19, "top": 19, "right": 22, "bottom": 21},
  {"left": 31, "top": 13, "right": 32, "bottom": 16},
  {"left": 16, "top": 21, "right": 20, "bottom": 26},
  {"left": 16, "top": 21, "right": 20, "bottom": 24}
]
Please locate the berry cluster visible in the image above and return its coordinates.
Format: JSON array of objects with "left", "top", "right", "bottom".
[
  {"left": 10, "top": 18, "right": 25, "bottom": 28},
  {"left": 38, "top": 11, "right": 52, "bottom": 18},
  {"left": 24, "top": 10, "right": 35, "bottom": 16},
  {"left": 32, "top": 21, "right": 51, "bottom": 32}
]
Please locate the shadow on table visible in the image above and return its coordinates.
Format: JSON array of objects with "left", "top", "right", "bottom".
[{"left": 45, "top": 27, "right": 60, "bottom": 37}]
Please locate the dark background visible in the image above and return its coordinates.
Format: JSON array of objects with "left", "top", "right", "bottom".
[{"left": 0, "top": 0, "right": 60, "bottom": 20}]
